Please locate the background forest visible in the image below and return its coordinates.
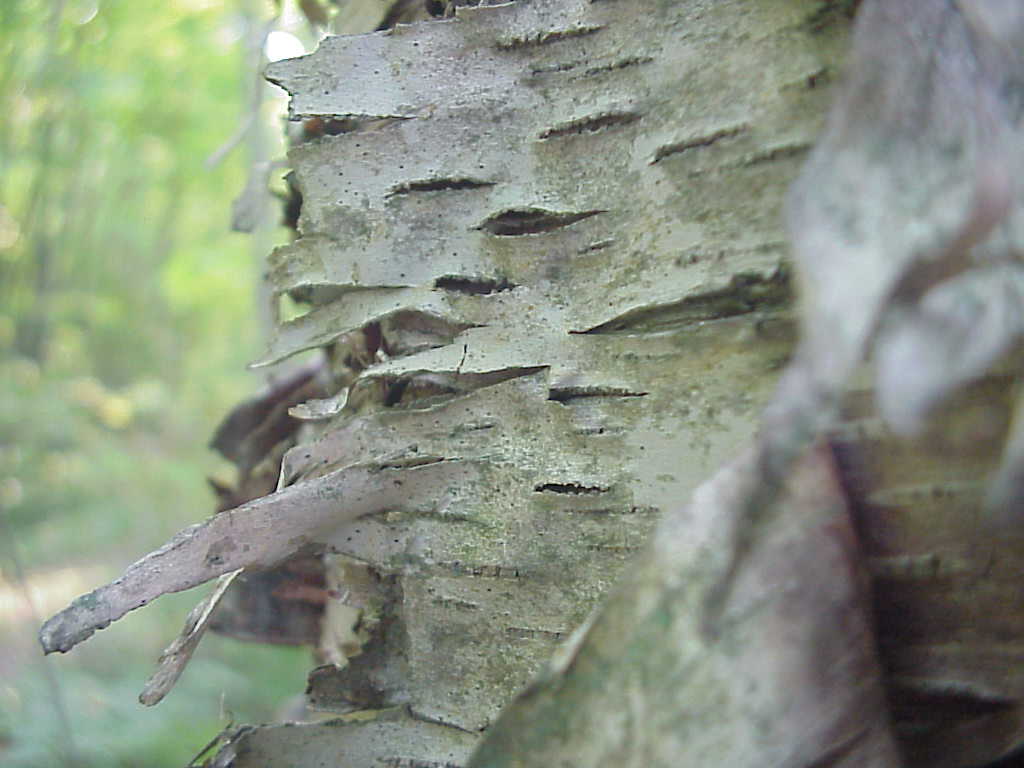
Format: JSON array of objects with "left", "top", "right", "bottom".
[{"left": 0, "top": 1, "right": 314, "bottom": 765}]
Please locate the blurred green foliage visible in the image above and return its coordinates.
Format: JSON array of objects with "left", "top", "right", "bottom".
[{"left": 0, "top": 1, "right": 312, "bottom": 766}]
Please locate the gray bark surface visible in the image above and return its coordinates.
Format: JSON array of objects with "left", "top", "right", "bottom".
[{"left": 470, "top": 445, "right": 899, "bottom": 767}]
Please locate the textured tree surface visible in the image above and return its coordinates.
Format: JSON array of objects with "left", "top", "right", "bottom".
[
  {"left": 248, "top": 0, "right": 835, "bottom": 751},
  {"left": 38, "top": 1, "right": 1024, "bottom": 766},
  {"left": 471, "top": 443, "right": 900, "bottom": 767}
]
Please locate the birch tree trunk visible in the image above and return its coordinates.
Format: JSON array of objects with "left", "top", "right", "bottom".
[
  {"left": 212, "top": 0, "right": 860, "bottom": 763},
  {"left": 39, "top": 1, "right": 1024, "bottom": 766}
]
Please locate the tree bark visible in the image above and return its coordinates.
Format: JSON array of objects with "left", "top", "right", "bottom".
[
  {"left": 225, "top": 0, "right": 857, "bottom": 762},
  {"left": 39, "top": 1, "right": 1024, "bottom": 766}
]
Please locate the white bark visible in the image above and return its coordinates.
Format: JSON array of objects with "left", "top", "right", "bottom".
[
  {"left": 242, "top": 0, "right": 857, "bottom": 762},
  {"left": 42, "top": 0, "right": 852, "bottom": 763},
  {"left": 46, "top": 2, "right": 1024, "bottom": 766}
]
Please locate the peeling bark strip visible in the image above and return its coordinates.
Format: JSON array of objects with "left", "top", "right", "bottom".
[
  {"left": 138, "top": 569, "right": 241, "bottom": 706},
  {"left": 207, "top": 708, "right": 477, "bottom": 768},
  {"left": 39, "top": 459, "right": 474, "bottom": 654},
  {"left": 575, "top": 268, "right": 791, "bottom": 334}
]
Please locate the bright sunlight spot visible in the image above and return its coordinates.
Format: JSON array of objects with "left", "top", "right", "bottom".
[{"left": 265, "top": 30, "right": 306, "bottom": 63}]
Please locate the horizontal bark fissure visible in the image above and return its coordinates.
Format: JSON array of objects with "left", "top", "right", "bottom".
[
  {"left": 432, "top": 561, "right": 525, "bottom": 579},
  {"left": 392, "top": 506, "right": 484, "bottom": 524},
  {"left": 297, "top": 116, "right": 408, "bottom": 140},
  {"left": 578, "top": 55, "right": 655, "bottom": 79},
  {"left": 529, "top": 60, "right": 580, "bottom": 76},
  {"left": 407, "top": 707, "right": 482, "bottom": 736},
  {"left": 476, "top": 207, "right": 606, "bottom": 236},
  {"left": 578, "top": 238, "right": 615, "bottom": 253},
  {"left": 496, "top": 24, "right": 605, "bottom": 49},
  {"left": 372, "top": 455, "right": 452, "bottom": 471},
  {"left": 505, "top": 626, "right": 566, "bottom": 641},
  {"left": 563, "top": 505, "right": 659, "bottom": 516},
  {"left": 547, "top": 386, "right": 648, "bottom": 402},
  {"left": 584, "top": 542, "right": 641, "bottom": 553},
  {"left": 430, "top": 595, "right": 480, "bottom": 611},
  {"left": 574, "top": 268, "right": 791, "bottom": 334},
  {"left": 277, "top": 103, "right": 418, "bottom": 122},
  {"left": 533, "top": 482, "right": 609, "bottom": 495},
  {"left": 433, "top": 275, "right": 516, "bottom": 295},
  {"left": 450, "top": 420, "right": 497, "bottom": 433},
  {"left": 379, "top": 757, "right": 464, "bottom": 768},
  {"left": 538, "top": 110, "right": 642, "bottom": 140},
  {"left": 372, "top": 366, "right": 549, "bottom": 410},
  {"left": 386, "top": 178, "right": 496, "bottom": 197},
  {"left": 733, "top": 141, "right": 814, "bottom": 168},
  {"left": 650, "top": 124, "right": 749, "bottom": 164},
  {"left": 572, "top": 425, "right": 626, "bottom": 436}
]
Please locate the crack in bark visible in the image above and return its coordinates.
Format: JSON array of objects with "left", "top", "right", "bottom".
[
  {"left": 580, "top": 55, "right": 655, "bottom": 78},
  {"left": 650, "top": 124, "right": 749, "bottom": 164},
  {"left": 387, "top": 178, "right": 495, "bottom": 197},
  {"left": 538, "top": 110, "right": 641, "bottom": 139},
  {"left": 575, "top": 268, "right": 791, "bottom": 334},
  {"left": 476, "top": 207, "right": 606, "bottom": 236},
  {"left": 547, "top": 386, "right": 647, "bottom": 402},
  {"left": 533, "top": 482, "right": 609, "bottom": 495},
  {"left": 433, "top": 275, "right": 516, "bottom": 294},
  {"left": 496, "top": 24, "right": 604, "bottom": 49}
]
